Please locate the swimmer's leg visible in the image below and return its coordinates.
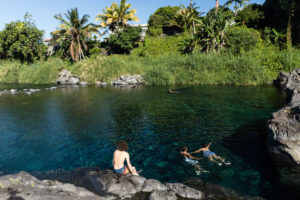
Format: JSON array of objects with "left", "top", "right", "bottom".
[{"left": 213, "top": 155, "right": 231, "bottom": 165}]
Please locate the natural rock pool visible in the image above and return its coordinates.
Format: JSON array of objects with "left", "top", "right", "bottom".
[{"left": 0, "top": 84, "right": 299, "bottom": 199}]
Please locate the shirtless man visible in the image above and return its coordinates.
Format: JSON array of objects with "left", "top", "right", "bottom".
[
  {"left": 191, "top": 143, "right": 231, "bottom": 166},
  {"left": 113, "top": 141, "right": 139, "bottom": 176},
  {"left": 181, "top": 146, "right": 208, "bottom": 175}
]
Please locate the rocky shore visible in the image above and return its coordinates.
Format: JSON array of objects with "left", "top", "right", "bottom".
[
  {"left": 268, "top": 69, "right": 300, "bottom": 165},
  {"left": 55, "top": 69, "right": 145, "bottom": 86},
  {"left": 0, "top": 168, "right": 262, "bottom": 200}
]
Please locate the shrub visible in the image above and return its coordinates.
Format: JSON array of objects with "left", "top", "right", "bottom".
[
  {"left": 105, "top": 27, "right": 142, "bottom": 54},
  {"left": 225, "top": 26, "right": 261, "bottom": 54}
]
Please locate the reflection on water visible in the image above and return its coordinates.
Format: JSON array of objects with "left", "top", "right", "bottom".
[{"left": 0, "top": 84, "right": 298, "bottom": 199}]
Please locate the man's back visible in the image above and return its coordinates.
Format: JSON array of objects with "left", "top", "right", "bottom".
[{"left": 113, "top": 150, "right": 127, "bottom": 169}]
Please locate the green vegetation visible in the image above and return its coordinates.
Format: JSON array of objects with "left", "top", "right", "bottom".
[
  {"left": 95, "top": 0, "right": 139, "bottom": 33},
  {"left": 0, "top": 14, "right": 46, "bottom": 62},
  {"left": 1, "top": 48, "right": 299, "bottom": 85},
  {"left": 1, "top": 0, "right": 300, "bottom": 86},
  {"left": 52, "top": 8, "right": 99, "bottom": 62},
  {"left": 104, "top": 27, "right": 141, "bottom": 54}
]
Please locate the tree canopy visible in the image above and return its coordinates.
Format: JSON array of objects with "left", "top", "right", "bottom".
[{"left": 0, "top": 14, "right": 46, "bottom": 62}]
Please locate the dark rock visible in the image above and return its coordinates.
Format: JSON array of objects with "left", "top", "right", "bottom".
[
  {"left": 149, "top": 190, "right": 177, "bottom": 200},
  {"left": 0, "top": 171, "right": 106, "bottom": 200},
  {"left": 165, "top": 183, "right": 202, "bottom": 199},
  {"left": 274, "top": 71, "right": 289, "bottom": 87},
  {"left": 268, "top": 69, "right": 300, "bottom": 165}
]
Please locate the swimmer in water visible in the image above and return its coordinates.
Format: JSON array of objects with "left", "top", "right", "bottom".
[
  {"left": 168, "top": 89, "right": 181, "bottom": 93},
  {"left": 191, "top": 143, "right": 231, "bottom": 166},
  {"left": 181, "top": 146, "right": 209, "bottom": 175}
]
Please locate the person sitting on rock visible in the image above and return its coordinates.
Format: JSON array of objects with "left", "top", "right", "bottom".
[
  {"left": 113, "top": 141, "right": 139, "bottom": 176},
  {"left": 191, "top": 143, "right": 231, "bottom": 166},
  {"left": 181, "top": 146, "right": 208, "bottom": 175}
]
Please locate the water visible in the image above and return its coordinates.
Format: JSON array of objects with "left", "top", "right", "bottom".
[{"left": 0, "top": 84, "right": 298, "bottom": 199}]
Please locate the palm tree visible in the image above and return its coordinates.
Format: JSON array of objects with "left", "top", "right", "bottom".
[
  {"left": 225, "top": 0, "right": 249, "bottom": 13},
  {"left": 52, "top": 8, "right": 99, "bottom": 62},
  {"left": 96, "top": 0, "right": 139, "bottom": 32},
  {"left": 175, "top": 4, "right": 203, "bottom": 34}
]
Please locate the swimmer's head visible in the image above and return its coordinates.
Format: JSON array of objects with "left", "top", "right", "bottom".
[
  {"left": 118, "top": 140, "right": 128, "bottom": 151},
  {"left": 202, "top": 143, "right": 209, "bottom": 148},
  {"left": 181, "top": 146, "right": 188, "bottom": 152}
]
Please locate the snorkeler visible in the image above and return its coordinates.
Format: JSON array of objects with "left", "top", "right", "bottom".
[
  {"left": 113, "top": 141, "right": 139, "bottom": 176},
  {"left": 191, "top": 143, "right": 231, "bottom": 166},
  {"left": 181, "top": 146, "right": 209, "bottom": 175}
]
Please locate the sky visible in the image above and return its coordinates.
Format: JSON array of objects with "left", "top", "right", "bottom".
[{"left": 0, "top": 0, "right": 266, "bottom": 38}]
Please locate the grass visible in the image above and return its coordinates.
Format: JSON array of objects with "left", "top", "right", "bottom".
[{"left": 0, "top": 48, "right": 299, "bottom": 86}]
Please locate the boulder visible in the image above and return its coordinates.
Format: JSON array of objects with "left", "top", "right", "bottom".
[
  {"left": 142, "top": 179, "right": 168, "bottom": 192},
  {"left": 56, "top": 76, "right": 69, "bottom": 84},
  {"left": 268, "top": 69, "right": 300, "bottom": 165},
  {"left": 69, "top": 77, "right": 80, "bottom": 85},
  {"left": 0, "top": 171, "right": 107, "bottom": 200},
  {"left": 274, "top": 71, "right": 289, "bottom": 87},
  {"left": 149, "top": 190, "right": 177, "bottom": 200},
  {"left": 165, "top": 183, "right": 203, "bottom": 199},
  {"left": 267, "top": 104, "right": 300, "bottom": 164}
]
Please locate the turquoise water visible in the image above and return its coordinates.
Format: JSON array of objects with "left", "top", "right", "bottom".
[{"left": 0, "top": 85, "right": 297, "bottom": 199}]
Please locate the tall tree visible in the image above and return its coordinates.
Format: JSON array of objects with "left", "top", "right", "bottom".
[
  {"left": 175, "top": 4, "right": 202, "bottom": 34},
  {"left": 225, "top": 0, "right": 249, "bottom": 13},
  {"left": 96, "top": 0, "right": 139, "bottom": 32},
  {"left": 216, "top": 0, "right": 220, "bottom": 12},
  {"left": 52, "top": 8, "right": 99, "bottom": 62}
]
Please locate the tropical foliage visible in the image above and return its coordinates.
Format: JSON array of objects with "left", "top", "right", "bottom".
[
  {"left": 0, "top": 14, "right": 46, "bottom": 62},
  {"left": 148, "top": 6, "right": 182, "bottom": 35},
  {"left": 225, "top": 0, "right": 249, "bottom": 12},
  {"left": 105, "top": 27, "right": 141, "bottom": 54},
  {"left": 52, "top": 8, "right": 99, "bottom": 62},
  {"left": 95, "top": 0, "right": 139, "bottom": 32}
]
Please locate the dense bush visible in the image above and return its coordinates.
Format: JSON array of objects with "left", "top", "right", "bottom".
[
  {"left": 148, "top": 6, "right": 183, "bottom": 35},
  {"left": 235, "top": 4, "right": 265, "bottom": 29},
  {"left": 105, "top": 27, "right": 142, "bottom": 54},
  {"left": 0, "top": 14, "right": 46, "bottom": 62},
  {"left": 225, "top": 26, "right": 261, "bottom": 54}
]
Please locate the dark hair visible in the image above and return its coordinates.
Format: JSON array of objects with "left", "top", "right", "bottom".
[
  {"left": 118, "top": 141, "right": 128, "bottom": 151},
  {"left": 202, "top": 143, "right": 208, "bottom": 148},
  {"left": 181, "top": 146, "right": 188, "bottom": 152}
]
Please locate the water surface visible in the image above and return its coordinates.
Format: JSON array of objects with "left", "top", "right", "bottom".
[{"left": 0, "top": 84, "right": 297, "bottom": 199}]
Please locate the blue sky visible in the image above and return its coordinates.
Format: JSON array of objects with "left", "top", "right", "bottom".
[{"left": 0, "top": 0, "right": 265, "bottom": 38}]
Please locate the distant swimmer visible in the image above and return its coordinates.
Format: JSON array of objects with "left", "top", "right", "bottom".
[
  {"left": 113, "top": 141, "right": 140, "bottom": 176},
  {"left": 181, "top": 146, "right": 209, "bottom": 175},
  {"left": 191, "top": 143, "right": 231, "bottom": 166},
  {"left": 168, "top": 89, "right": 182, "bottom": 93}
]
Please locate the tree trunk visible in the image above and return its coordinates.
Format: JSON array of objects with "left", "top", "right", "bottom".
[
  {"left": 190, "top": 0, "right": 196, "bottom": 34},
  {"left": 216, "top": 0, "right": 220, "bottom": 12},
  {"left": 286, "top": 2, "right": 295, "bottom": 50}
]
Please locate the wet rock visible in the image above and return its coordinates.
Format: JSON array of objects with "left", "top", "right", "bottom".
[
  {"left": 25, "top": 92, "right": 32, "bottom": 95},
  {"left": 165, "top": 183, "right": 202, "bottom": 199},
  {"left": 142, "top": 179, "right": 168, "bottom": 192},
  {"left": 269, "top": 69, "right": 300, "bottom": 165},
  {"left": 80, "top": 82, "right": 88, "bottom": 86},
  {"left": 274, "top": 71, "right": 289, "bottom": 87},
  {"left": 267, "top": 104, "right": 300, "bottom": 164},
  {"left": 0, "top": 171, "right": 106, "bottom": 200},
  {"left": 149, "top": 190, "right": 177, "bottom": 200}
]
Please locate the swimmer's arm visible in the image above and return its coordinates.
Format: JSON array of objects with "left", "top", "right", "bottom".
[
  {"left": 191, "top": 148, "right": 203, "bottom": 154},
  {"left": 187, "top": 153, "right": 202, "bottom": 160}
]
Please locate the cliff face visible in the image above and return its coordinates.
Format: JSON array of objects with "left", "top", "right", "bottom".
[{"left": 268, "top": 69, "right": 300, "bottom": 165}]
